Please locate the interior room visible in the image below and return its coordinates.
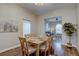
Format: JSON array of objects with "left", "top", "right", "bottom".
[{"left": 0, "top": 3, "right": 79, "bottom": 56}]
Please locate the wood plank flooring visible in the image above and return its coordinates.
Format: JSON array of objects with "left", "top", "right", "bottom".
[{"left": 0, "top": 39, "right": 79, "bottom": 56}]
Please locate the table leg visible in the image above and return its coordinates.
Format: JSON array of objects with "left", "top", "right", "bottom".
[{"left": 36, "top": 44, "right": 39, "bottom": 56}]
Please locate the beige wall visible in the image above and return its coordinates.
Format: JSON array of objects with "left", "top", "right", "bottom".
[
  {"left": 0, "top": 3, "right": 79, "bottom": 52},
  {"left": 37, "top": 5, "right": 78, "bottom": 48},
  {"left": 76, "top": 4, "right": 79, "bottom": 51},
  {"left": 0, "top": 4, "right": 37, "bottom": 52}
]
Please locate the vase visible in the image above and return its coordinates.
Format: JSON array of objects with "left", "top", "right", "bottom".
[{"left": 67, "top": 36, "right": 72, "bottom": 46}]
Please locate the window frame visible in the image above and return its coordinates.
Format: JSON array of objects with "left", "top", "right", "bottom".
[{"left": 23, "top": 19, "right": 31, "bottom": 36}]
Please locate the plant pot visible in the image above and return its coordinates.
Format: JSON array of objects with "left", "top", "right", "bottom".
[{"left": 67, "top": 43, "right": 72, "bottom": 47}]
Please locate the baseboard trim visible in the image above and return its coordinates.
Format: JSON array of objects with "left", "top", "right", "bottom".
[{"left": 0, "top": 44, "right": 20, "bottom": 53}]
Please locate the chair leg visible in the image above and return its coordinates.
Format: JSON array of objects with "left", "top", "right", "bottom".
[
  {"left": 22, "top": 51, "right": 24, "bottom": 56},
  {"left": 40, "top": 51, "right": 42, "bottom": 56},
  {"left": 27, "top": 53, "right": 29, "bottom": 56},
  {"left": 45, "top": 51, "right": 46, "bottom": 56},
  {"left": 48, "top": 49, "right": 50, "bottom": 55}
]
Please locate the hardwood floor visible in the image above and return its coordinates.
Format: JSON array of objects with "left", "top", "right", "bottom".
[
  {"left": 0, "top": 39, "right": 79, "bottom": 56},
  {"left": 63, "top": 45, "right": 79, "bottom": 56},
  {"left": 52, "top": 39, "right": 79, "bottom": 56},
  {"left": 0, "top": 47, "right": 22, "bottom": 56}
]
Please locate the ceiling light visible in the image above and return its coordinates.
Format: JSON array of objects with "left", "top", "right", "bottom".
[{"left": 34, "top": 3, "right": 44, "bottom": 6}]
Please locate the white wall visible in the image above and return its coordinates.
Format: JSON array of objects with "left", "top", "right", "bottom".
[
  {"left": 0, "top": 4, "right": 37, "bottom": 52},
  {"left": 37, "top": 5, "right": 78, "bottom": 47}
]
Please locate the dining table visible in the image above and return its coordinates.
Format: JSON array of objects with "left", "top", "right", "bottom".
[{"left": 26, "top": 37, "right": 47, "bottom": 56}]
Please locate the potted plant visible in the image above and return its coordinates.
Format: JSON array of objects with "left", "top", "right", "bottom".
[{"left": 63, "top": 23, "right": 77, "bottom": 46}]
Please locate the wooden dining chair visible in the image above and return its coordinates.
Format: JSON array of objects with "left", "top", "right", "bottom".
[
  {"left": 39, "top": 36, "right": 52, "bottom": 56},
  {"left": 19, "top": 37, "right": 36, "bottom": 56}
]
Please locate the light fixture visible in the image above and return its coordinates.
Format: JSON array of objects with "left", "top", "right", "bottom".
[{"left": 34, "top": 3, "right": 45, "bottom": 6}]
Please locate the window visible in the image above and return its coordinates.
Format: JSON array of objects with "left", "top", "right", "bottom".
[
  {"left": 23, "top": 20, "right": 31, "bottom": 36},
  {"left": 45, "top": 23, "right": 49, "bottom": 32}
]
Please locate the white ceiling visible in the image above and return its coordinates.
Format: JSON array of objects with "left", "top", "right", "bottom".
[{"left": 19, "top": 3, "right": 76, "bottom": 15}]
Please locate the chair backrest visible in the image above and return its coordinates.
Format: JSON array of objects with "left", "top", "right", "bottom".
[
  {"left": 40, "top": 36, "right": 52, "bottom": 56},
  {"left": 19, "top": 37, "right": 28, "bottom": 53},
  {"left": 44, "top": 36, "right": 52, "bottom": 50},
  {"left": 48, "top": 36, "right": 52, "bottom": 46},
  {"left": 46, "top": 36, "right": 52, "bottom": 55}
]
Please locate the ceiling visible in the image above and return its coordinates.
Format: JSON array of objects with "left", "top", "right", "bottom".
[{"left": 19, "top": 3, "right": 76, "bottom": 15}]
